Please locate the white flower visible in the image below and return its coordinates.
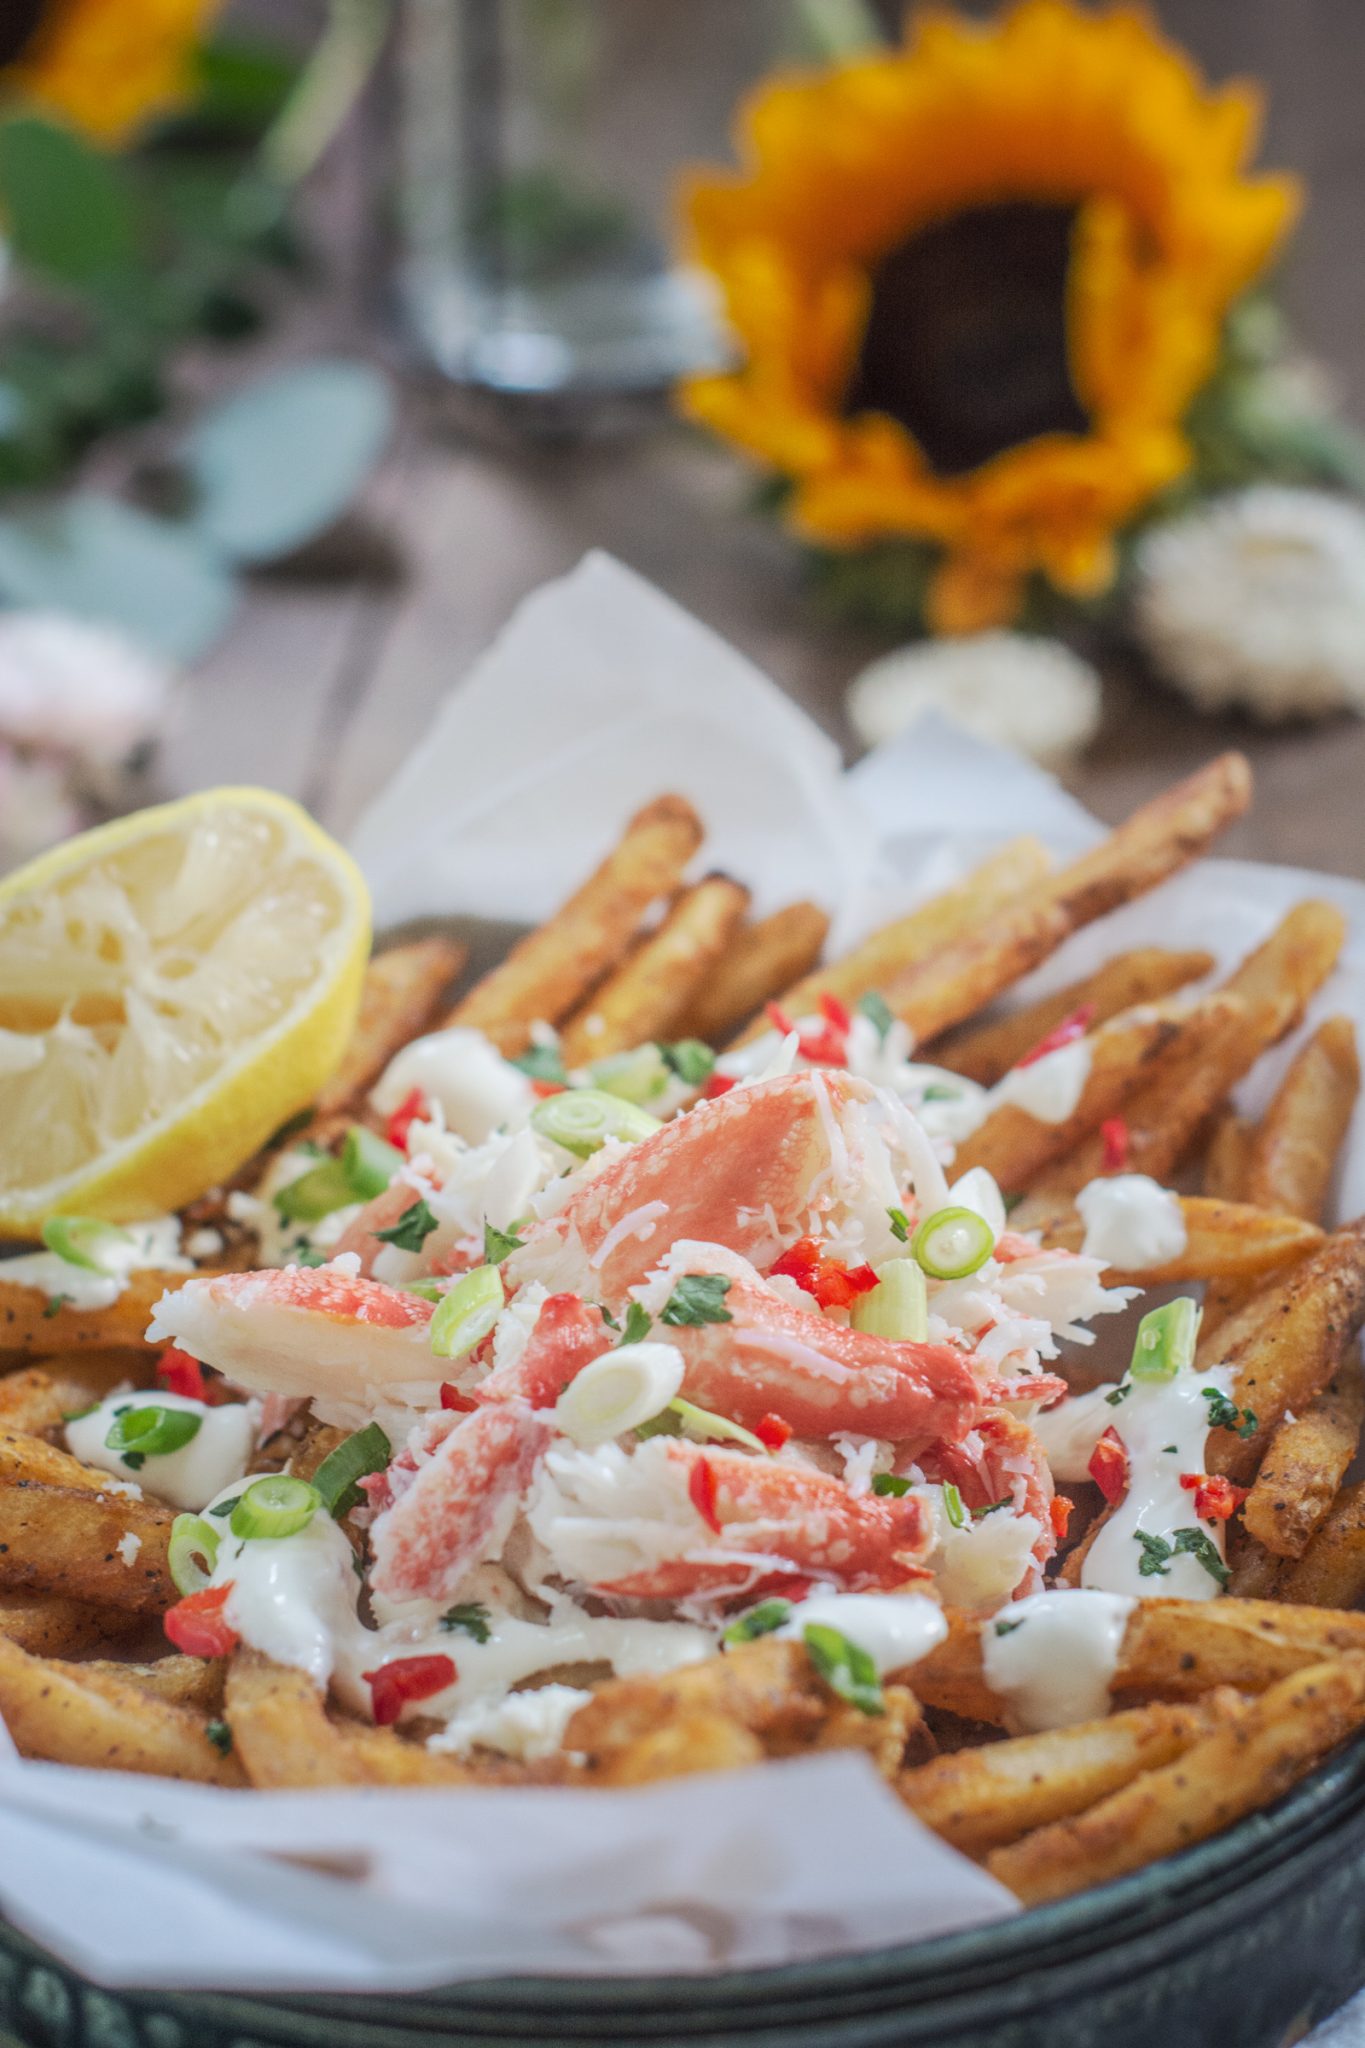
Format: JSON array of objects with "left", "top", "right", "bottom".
[
  {"left": 1133, "top": 487, "right": 1365, "bottom": 720},
  {"left": 0, "top": 743, "right": 81, "bottom": 865},
  {"left": 0, "top": 613, "right": 172, "bottom": 773},
  {"left": 846, "top": 632, "right": 1101, "bottom": 769}
]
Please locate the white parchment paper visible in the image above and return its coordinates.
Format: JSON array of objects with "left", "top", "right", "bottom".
[{"left": 4, "top": 552, "right": 1365, "bottom": 2013}]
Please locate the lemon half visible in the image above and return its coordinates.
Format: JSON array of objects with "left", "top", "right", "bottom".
[{"left": 0, "top": 788, "right": 370, "bottom": 1236}]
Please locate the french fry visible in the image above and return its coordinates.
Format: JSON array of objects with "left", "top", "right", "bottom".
[
  {"left": 729, "top": 837, "right": 1054, "bottom": 1046},
  {"left": 313, "top": 935, "right": 467, "bottom": 1119},
  {"left": 446, "top": 795, "right": 703, "bottom": 1054},
  {"left": 87, "top": 1654, "right": 228, "bottom": 1714},
  {"left": 1204, "top": 1219, "right": 1365, "bottom": 1483},
  {"left": 899, "top": 1696, "right": 1233, "bottom": 1857},
  {"left": 0, "top": 1366, "right": 78, "bottom": 1436},
  {"left": 0, "top": 1483, "right": 173, "bottom": 1611},
  {"left": 1273, "top": 1483, "right": 1365, "bottom": 1609},
  {"left": 1243, "top": 1372, "right": 1365, "bottom": 1560},
  {"left": 1203, "top": 1108, "right": 1255, "bottom": 1203},
  {"left": 883, "top": 896, "right": 1074, "bottom": 1044},
  {"left": 558, "top": 874, "right": 750, "bottom": 1065},
  {"left": 1225, "top": 901, "right": 1348, "bottom": 1025},
  {"left": 1041, "top": 1195, "right": 1324, "bottom": 1285},
  {"left": 680, "top": 901, "right": 830, "bottom": 1045},
  {"left": 952, "top": 995, "right": 1241, "bottom": 1191},
  {"left": 1244, "top": 1016, "right": 1360, "bottom": 1223},
  {"left": 0, "top": 1635, "right": 244, "bottom": 1784},
  {"left": 986, "top": 1657, "right": 1365, "bottom": 1905},
  {"left": 0, "top": 1426, "right": 127, "bottom": 1492},
  {"left": 0, "top": 1593, "right": 140, "bottom": 1656},
  {"left": 0, "top": 1268, "right": 172, "bottom": 1358},
  {"left": 931, "top": 948, "right": 1215, "bottom": 1087}
]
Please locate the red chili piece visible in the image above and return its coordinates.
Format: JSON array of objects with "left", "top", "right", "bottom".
[
  {"left": 531, "top": 1078, "right": 567, "bottom": 1098},
  {"left": 1100, "top": 1116, "right": 1131, "bottom": 1172},
  {"left": 770, "top": 1236, "right": 878, "bottom": 1309},
  {"left": 1179, "top": 1472, "right": 1248, "bottom": 1521},
  {"left": 702, "top": 1072, "right": 737, "bottom": 1099},
  {"left": 386, "top": 1087, "right": 430, "bottom": 1151},
  {"left": 439, "top": 1382, "right": 477, "bottom": 1412},
  {"left": 1049, "top": 1496, "right": 1073, "bottom": 1540},
  {"left": 754, "top": 1411, "right": 794, "bottom": 1451},
  {"left": 1018, "top": 1003, "right": 1097, "bottom": 1068},
  {"left": 1087, "top": 1426, "right": 1130, "bottom": 1505},
  {"left": 819, "top": 992, "right": 853, "bottom": 1034},
  {"left": 157, "top": 1347, "right": 211, "bottom": 1404},
  {"left": 764, "top": 998, "right": 848, "bottom": 1067},
  {"left": 164, "top": 1583, "right": 239, "bottom": 1659},
  {"left": 688, "top": 1455, "right": 722, "bottom": 1535},
  {"left": 363, "top": 1654, "right": 458, "bottom": 1727}
]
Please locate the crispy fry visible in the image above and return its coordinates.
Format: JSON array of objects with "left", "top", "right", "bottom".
[
  {"left": 0, "top": 1269, "right": 172, "bottom": 1358},
  {"left": 0, "top": 1426, "right": 126, "bottom": 1492},
  {"left": 1204, "top": 1108, "right": 1255, "bottom": 1203},
  {"left": 0, "top": 1366, "right": 80, "bottom": 1435},
  {"left": 932, "top": 948, "right": 1215, "bottom": 1087},
  {"left": 1204, "top": 1219, "right": 1365, "bottom": 1484},
  {"left": 446, "top": 795, "right": 703, "bottom": 1054},
  {"left": 0, "top": 1635, "right": 244, "bottom": 1783},
  {"left": 1246, "top": 1017, "right": 1361, "bottom": 1222},
  {"left": 1274, "top": 1482, "right": 1365, "bottom": 1609},
  {"left": 952, "top": 996, "right": 1240, "bottom": 1191},
  {"left": 1244, "top": 1372, "right": 1365, "bottom": 1560},
  {"left": 558, "top": 874, "right": 750, "bottom": 1065},
  {"left": 313, "top": 935, "right": 467, "bottom": 1119},
  {"left": 899, "top": 1696, "right": 1233, "bottom": 1856},
  {"left": 87, "top": 1654, "right": 227, "bottom": 1714},
  {"left": 884, "top": 895, "right": 1074, "bottom": 1044},
  {"left": 730, "top": 838, "right": 1053, "bottom": 1046},
  {"left": 681, "top": 901, "right": 831, "bottom": 1045},
  {"left": 0, "top": 1482, "right": 173, "bottom": 1610},
  {"left": 0, "top": 1593, "right": 140, "bottom": 1655},
  {"left": 1042, "top": 1195, "right": 1324, "bottom": 1285},
  {"left": 588, "top": 1712, "right": 766, "bottom": 1785}
]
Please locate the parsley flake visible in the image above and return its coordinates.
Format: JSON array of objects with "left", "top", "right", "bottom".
[
  {"left": 994, "top": 1617, "right": 1023, "bottom": 1638},
  {"left": 661, "top": 1274, "right": 733, "bottom": 1327},
  {"left": 440, "top": 1602, "right": 493, "bottom": 1643},
  {"left": 376, "top": 1197, "right": 439, "bottom": 1253},
  {"left": 723, "top": 1599, "right": 792, "bottom": 1645},
  {"left": 1105, "top": 1383, "right": 1132, "bottom": 1407},
  {"left": 973, "top": 1497, "right": 1013, "bottom": 1519},
  {"left": 512, "top": 1044, "right": 568, "bottom": 1085},
  {"left": 1173, "top": 1526, "right": 1231, "bottom": 1588},
  {"left": 205, "top": 1719, "right": 233, "bottom": 1756},
  {"left": 871, "top": 1473, "right": 912, "bottom": 1497},
  {"left": 42, "top": 1293, "right": 72, "bottom": 1319},
  {"left": 662, "top": 1039, "right": 716, "bottom": 1087},
  {"left": 620, "top": 1301, "right": 653, "bottom": 1346},
  {"left": 483, "top": 1217, "right": 529, "bottom": 1264},
  {"left": 887, "top": 1206, "right": 911, "bottom": 1243},
  {"left": 295, "top": 1246, "right": 329, "bottom": 1268},
  {"left": 209, "top": 1494, "right": 243, "bottom": 1519},
  {"left": 857, "top": 991, "right": 894, "bottom": 1042},
  {"left": 1134, "top": 1529, "right": 1174, "bottom": 1578},
  {"left": 1201, "top": 1387, "right": 1258, "bottom": 1439}
]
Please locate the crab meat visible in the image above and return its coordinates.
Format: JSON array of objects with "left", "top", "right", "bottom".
[
  {"left": 475, "top": 1292, "right": 613, "bottom": 1409},
  {"left": 919, "top": 1410, "right": 1057, "bottom": 1586},
  {"left": 370, "top": 1400, "right": 554, "bottom": 1605}
]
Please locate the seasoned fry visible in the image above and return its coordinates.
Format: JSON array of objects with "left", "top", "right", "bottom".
[
  {"left": 1225, "top": 901, "right": 1348, "bottom": 1025},
  {"left": 0, "top": 1269, "right": 172, "bottom": 1358},
  {"left": 1041, "top": 1195, "right": 1324, "bottom": 1285},
  {"left": 0, "top": 1635, "right": 244, "bottom": 1784},
  {"left": 1245, "top": 1016, "right": 1360, "bottom": 1222},
  {"left": 1203, "top": 1108, "right": 1255, "bottom": 1203},
  {"left": 313, "top": 935, "right": 467, "bottom": 1118},
  {"left": 988, "top": 1657, "right": 1365, "bottom": 1905},
  {"left": 952, "top": 995, "right": 1241, "bottom": 1191},
  {"left": 446, "top": 794, "right": 704, "bottom": 1054},
  {"left": 932, "top": 948, "right": 1215, "bottom": 1087},
  {"left": 1274, "top": 1483, "right": 1365, "bottom": 1609},
  {"left": 0, "top": 1366, "right": 78, "bottom": 1436},
  {"left": 0, "top": 1593, "right": 140, "bottom": 1655},
  {"left": 1204, "top": 1219, "right": 1365, "bottom": 1483},
  {"left": 730, "top": 837, "right": 1054, "bottom": 1045},
  {"left": 681, "top": 901, "right": 830, "bottom": 1045},
  {"left": 0, "top": 1426, "right": 127, "bottom": 1492},
  {"left": 86, "top": 1654, "right": 227, "bottom": 1714},
  {"left": 884, "top": 895, "right": 1074, "bottom": 1044},
  {"left": 898, "top": 1696, "right": 1233, "bottom": 1856},
  {"left": 1244, "top": 1372, "right": 1365, "bottom": 1560},
  {"left": 558, "top": 874, "right": 750, "bottom": 1064},
  {"left": 0, "top": 1483, "right": 173, "bottom": 1610}
]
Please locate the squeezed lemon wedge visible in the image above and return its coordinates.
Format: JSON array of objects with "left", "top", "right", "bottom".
[{"left": 0, "top": 788, "right": 370, "bottom": 1236}]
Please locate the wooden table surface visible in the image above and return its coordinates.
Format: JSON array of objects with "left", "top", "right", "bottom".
[{"left": 170, "top": 0, "right": 1365, "bottom": 883}]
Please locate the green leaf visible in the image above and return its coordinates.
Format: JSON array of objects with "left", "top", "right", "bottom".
[
  {"left": 511, "top": 1044, "right": 568, "bottom": 1084},
  {"left": 439, "top": 1601, "right": 492, "bottom": 1643},
  {"left": 484, "top": 1218, "right": 528, "bottom": 1264},
  {"left": 871, "top": 1473, "right": 911, "bottom": 1497},
  {"left": 661, "top": 1039, "right": 715, "bottom": 1087},
  {"left": 1133, "top": 1529, "right": 1174, "bottom": 1579},
  {"left": 620, "top": 1301, "right": 653, "bottom": 1346},
  {"left": 1173, "top": 1526, "right": 1231, "bottom": 1589},
  {"left": 803, "top": 1623, "right": 884, "bottom": 1716},
  {"left": 0, "top": 116, "right": 138, "bottom": 285},
  {"left": 375, "top": 1198, "right": 439, "bottom": 1253},
  {"left": 179, "top": 360, "right": 394, "bottom": 564},
  {"left": 723, "top": 1599, "right": 792, "bottom": 1646},
  {"left": 660, "top": 1275, "right": 733, "bottom": 1328},
  {"left": 0, "top": 494, "right": 235, "bottom": 661}
]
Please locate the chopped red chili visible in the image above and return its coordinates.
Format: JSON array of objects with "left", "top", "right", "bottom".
[
  {"left": 363, "top": 1654, "right": 457, "bottom": 1727},
  {"left": 386, "top": 1087, "right": 430, "bottom": 1151},
  {"left": 1100, "top": 1116, "right": 1130, "bottom": 1172},
  {"left": 688, "top": 1455, "right": 722, "bottom": 1535},
  {"left": 157, "top": 1346, "right": 212, "bottom": 1404},
  {"left": 754, "top": 1411, "right": 794, "bottom": 1451},
  {"left": 164, "top": 1583, "right": 239, "bottom": 1659},
  {"left": 1088, "top": 1426, "right": 1130, "bottom": 1505},
  {"left": 1049, "top": 1495, "right": 1073, "bottom": 1540},
  {"left": 702, "top": 1071, "right": 737, "bottom": 1099},
  {"left": 1018, "top": 1003, "right": 1097, "bottom": 1068},
  {"left": 439, "top": 1382, "right": 477, "bottom": 1412},
  {"left": 1179, "top": 1472, "right": 1248, "bottom": 1521}
]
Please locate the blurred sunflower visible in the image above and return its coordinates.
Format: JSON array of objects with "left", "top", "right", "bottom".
[
  {"left": 0, "top": 0, "right": 217, "bottom": 145},
  {"left": 679, "top": 0, "right": 1300, "bottom": 634}
]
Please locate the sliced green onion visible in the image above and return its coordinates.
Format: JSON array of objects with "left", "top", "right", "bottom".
[
  {"left": 803, "top": 1623, "right": 884, "bottom": 1716},
  {"left": 941, "top": 1480, "right": 966, "bottom": 1530},
  {"left": 850, "top": 1257, "right": 928, "bottom": 1341},
  {"left": 342, "top": 1125, "right": 405, "bottom": 1198},
  {"left": 168, "top": 1514, "right": 220, "bottom": 1595},
  {"left": 105, "top": 1404, "right": 202, "bottom": 1463},
  {"left": 911, "top": 1205, "right": 995, "bottom": 1281},
  {"left": 429, "top": 1264, "right": 504, "bottom": 1359},
  {"left": 871, "top": 1472, "right": 912, "bottom": 1497},
  {"left": 405, "top": 1278, "right": 446, "bottom": 1303},
  {"left": 590, "top": 1044, "right": 670, "bottom": 1105},
  {"left": 230, "top": 1474, "right": 321, "bottom": 1542},
  {"left": 530, "top": 1088, "right": 662, "bottom": 1159},
  {"left": 661, "top": 1039, "right": 716, "bottom": 1087},
  {"left": 273, "top": 1157, "right": 355, "bottom": 1223},
  {"left": 723, "top": 1598, "right": 792, "bottom": 1645},
  {"left": 313, "top": 1422, "right": 392, "bottom": 1518},
  {"left": 41, "top": 1216, "right": 136, "bottom": 1275},
  {"left": 1130, "top": 1296, "right": 1201, "bottom": 1382},
  {"left": 669, "top": 1396, "right": 766, "bottom": 1454},
  {"left": 555, "top": 1343, "right": 684, "bottom": 1447}
]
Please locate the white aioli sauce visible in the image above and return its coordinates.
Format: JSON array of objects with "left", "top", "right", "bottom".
[
  {"left": 2, "top": 1214, "right": 188, "bottom": 1310},
  {"left": 428, "top": 1683, "right": 591, "bottom": 1761},
  {"left": 66, "top": 1392, "right": 256, "bottom": 1511},
  {"left": 776, "top": 1592, "right": 948, "bottom": 1676},
  {"left": 989, "top": 1038, "right": 1093, "bottom": 1126},
  {"left": 1081, "top": 1363, "right": 1235, "bottom": 1601},
  {"left": 205, "top": 1481, "right": 362, "bottom": 1687},
  {"left": 981, "top": 1588, "right": 1135, "bottom": 1730},
  {"left": 1076, "top": 1174, "right": 1187, "bottom": 1270},
  {"left": 371, "top": 1027, "right": 534, "bottom": 1144},
  {"left": 1031, "top": 1384, "right": 1122, "bottom": 1483}
]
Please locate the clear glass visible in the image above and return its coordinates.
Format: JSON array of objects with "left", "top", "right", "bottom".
[{"left": 393, "top": 0, "right": 795, "bottom": 413}]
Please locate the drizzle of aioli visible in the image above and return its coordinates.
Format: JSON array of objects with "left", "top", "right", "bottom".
[
  {"left": 982, "top": 1588, "right": 1135, "bottom": 1730},
  {"left": 1076, "top": 1174, "right": 1186, "bottom": 1270},
  {"left": 67, "top": 1393, "right": 256, "bottom": 1513},
  {"left": 776, "top": 1591, "right": 948, "bottom": 1676},
  {"left": 2, "top": 1215, "right": 188, "bottom": 1310},
  {"left": 1031, "top": 1385, "right": 1122, "bottom": 1483},
  {"left": 1081, "top": 1363, "right": 1235, "bottom": 1601}
]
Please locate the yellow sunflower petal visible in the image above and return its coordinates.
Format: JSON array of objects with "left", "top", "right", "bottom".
[{"left": 7, "top": 0, "right": 219, "bottom": 145}]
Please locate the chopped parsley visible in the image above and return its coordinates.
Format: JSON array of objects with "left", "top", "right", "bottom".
[
  {"left": 994, "top": 1617, "right": 1024, "bottom": 1638},
  {"left": 920, "top": 1083, "right": 957, "bottom": 1103},
  {"left": 857, "top": 991, "right": 894, "bottom": 1042},
  {"left": 887, "top": 1206, "right": 911, "bottom": 1243},
  {"left": 440, "top": 1602, "right": 493, "bottom": 1643},
  {"left": 803, "top": 1623, "right": 884, "bottom": 1716},
  {"left": 209, "top": 1494, "right": 243, "bottom": 1519},
  {"left": 660, "top": 1274, "right": 733, "bottom": 1327},
  {"left": 42, "top": 1293, "right": 72, "bottom": 1318},
  {"left": 973, "top": 1497, "right": 1013, "bottom": 1519},
  {"left": 662, "top": 1039, "right": 716, "bottom": 1087},
  {"left": 1105, "top": 1382, "right": 1133, "bottom": 1407},
  {"left": 723, "top": 1598, "right": 792, "bottom": 1645},
  {"left": 620, "top": 1301, "right": 653, "bottom": 1346},
  {"left": 1201, "top": 1387, "right": 1258, "bottom": 1439},
  {"left": 1134, "top": 1529, "right": 1174, "bottom": 1578},
  {"left": 871, "top": 1473, "right": 912, "bottom": 1498},
  {"left": 512, "top": 1043, "right": 568, "bottom": 1085},
  {"left": 205, "top": 1719, "right": 234, "bottom": 1756},
  {"left": 1002, "top": 1190, "right": 1026, "bottom": 1215},
  {"left": 1131, "top": 1524, "right": 1229, "bottom": 1588},
  {"left": 376, "top": 1197, "right": 439, "bottom": 1253},
  {"left": 1173, "top": 1525, "right": 1231, "bottom": 1588},
  {"left": 483, "top": 1217, "right": 529, "bottom": 1264}
]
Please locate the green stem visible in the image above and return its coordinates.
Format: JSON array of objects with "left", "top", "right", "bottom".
[{"left": 259, "top": 0, "right": 389, "bottom": 190}]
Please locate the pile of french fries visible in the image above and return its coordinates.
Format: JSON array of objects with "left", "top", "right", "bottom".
[{"left": 5, "top": 754, "right": 1365, "bottom": 1920}]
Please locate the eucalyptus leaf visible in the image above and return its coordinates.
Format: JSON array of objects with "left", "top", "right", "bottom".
[
  {"left": 0, "top": 496, "right": 235, "bottom": 661},
  {"left": 0, "top": 116, "right": 138, "bottom": 285},
  {"left": 180, "top": 360, "right": 393, "bottom": 563}
]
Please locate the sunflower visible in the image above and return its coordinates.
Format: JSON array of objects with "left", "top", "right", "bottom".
[
  {"left": 679, "top": 0, "right": 1301, "bottom": 634},
  {"left": 0, "top": 0, "right": 217, "bottom": 145}
]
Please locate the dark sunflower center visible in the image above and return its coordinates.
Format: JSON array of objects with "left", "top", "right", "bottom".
[
  {"left": 842, "top": 201, "right": 1089, "bottom": 477},
  {"left": 0, "top": 0, "right": 49, "bottom": 68}
]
